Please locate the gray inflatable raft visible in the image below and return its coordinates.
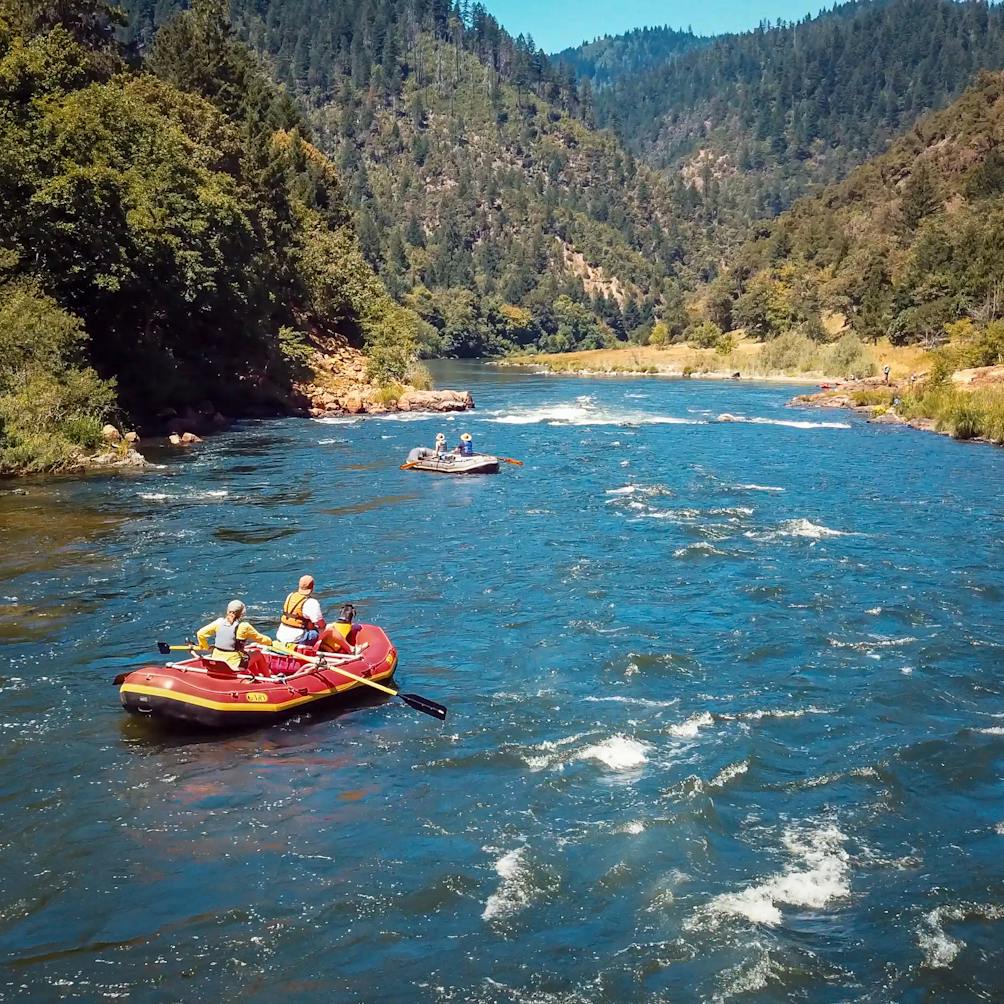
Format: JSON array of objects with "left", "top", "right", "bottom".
[{"left": 403, "top": 448, "right": 500, "bottom": 474}]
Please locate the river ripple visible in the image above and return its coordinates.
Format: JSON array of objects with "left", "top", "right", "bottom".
[{"left": 0, "top": 362, "right": 1002, "bottom": 1002}]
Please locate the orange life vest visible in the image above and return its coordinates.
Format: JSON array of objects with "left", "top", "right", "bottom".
[{"left": 280, "top": 590, "right": 314, "bottom": 629}]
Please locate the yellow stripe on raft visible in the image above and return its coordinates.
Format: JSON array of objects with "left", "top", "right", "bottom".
[{"left": 120, "top": 663, "right": 396, "bottom": 714}]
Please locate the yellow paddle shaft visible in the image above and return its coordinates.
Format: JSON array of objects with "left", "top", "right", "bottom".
[{"left": 267, "top": 647, "right": 399, "bottom": 698}]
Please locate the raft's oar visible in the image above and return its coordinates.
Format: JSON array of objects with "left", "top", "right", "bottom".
[
  {"left": 499, "top": 457, "right": 523, "bottom": 466},
  {"left": 268, "top": 646, "right": 447, "bottom": 721},
  {"left": 157, "top": 640, "right": 205, "bottom": 654},
  {"left": 400, "top": 460, "right": 421, "bottom": 470}
]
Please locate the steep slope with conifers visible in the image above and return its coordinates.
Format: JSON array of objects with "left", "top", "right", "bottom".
[
  {"left": 553, "top": 26, "right": 707, "bottom": 88},
  {"left": 711, "top": 69, "right": 1004, "bottom": 357},
  {"left": 594, "top": 0, "right": 1004, "bottom": 221},
  {"left": 0, "top": 0, "right": 423, "bottom": 473},
  {"left": 120, "top": 0, "right": 712, "bottom": 355}
]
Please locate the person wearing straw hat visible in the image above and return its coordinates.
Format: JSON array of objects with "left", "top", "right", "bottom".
[
  {"left": 434, "top": 432, "right": 448, "bottom": 457},
  {"left": 196, "top": 600, "right": 273, "bottom": 670},
  {"left": 456, "top": 432, "right": 474, "bottom": 457}
]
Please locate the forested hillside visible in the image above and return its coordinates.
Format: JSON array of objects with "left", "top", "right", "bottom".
[
  {"left": 553, "top": 26, "right": 706, "bottom": 88},
  {"left": 709, "top": 70, "right": 1004, "bottom": 361},
  {"left": 0, "top": 0, "right": 421, "bottom": 472},
  {"left": 121, "top": 0, "right": 714, "bottom": 356},
  {"left": 595, "top": 0, "right": 1004, "bottom": 220}
]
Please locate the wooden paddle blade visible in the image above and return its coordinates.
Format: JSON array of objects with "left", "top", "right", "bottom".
[
  {"left": 501, "top": 457, "right": 524, "bottom": 466},
  {"left": 399, "top": 693, "right": 448, "bottom": 720},
  {"left": 400, "top": 461, "right": 419, "bottom": 470},
  {"left": 157, "top": 641, "right": 171, "bottom": 654}
]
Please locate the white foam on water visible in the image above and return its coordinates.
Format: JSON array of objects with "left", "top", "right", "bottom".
[
  {"left": 733, "top": 483, "right": 785, "bottom": 492},
  {"left": 866, "top": 606, "right": 883, "bottom": 615},
  {"left": 710, "top": 761, "right": 749, "bottom": 788},
  {"left": 316, "top": 438, "right": 348, "bottom": 445},
  {"left": 520, "top": 732, "right": 588, "bottom": 771},
  {"left": 901, "top": 666, "right": 914, "bottom": 674},
  {"left": 481, "top": 847, "right": 533, "bottom": 922},
  {"left": 829, "top": 636, "right": 917, "bottom": 650},
  {"left": 977, "top": 726, "right": 1004, "bottom": 735},
  {"left": 750, "top": 518, "right": 852, "bottom": 541},
  {"left": 717, "top": 415, "right": 851, "bottom": 429},
  {"left": 606, "top": 485, "right": 638, "bottom": 495},
  {"left": 488, "top": 397, "right": 704, "bottom": 426},
  {"left": 668, "top": 712, "right": 714, "bottom": 738},
  {"left": 584, "top": 695, "right": 679, "bottom": 708},
  {"left": 720, "top": 706, "right": 829, "bottom": 722},
  {"left": 995, "top": 822, "right": 1004, "bottom": 836},
  {"left": 619, "top": 820, "right": 646, "bottom": 834},
  {"left": 918, "top": 904, "right": 1004, "bottom": 969},
  {"left": 700, "top": 824, "right": 850, "bottom": 928},
  {"left": 575, "top": 735, "right": 650, "bottom": 771},
  {"left": 674, "top": 542, "right": 728, "bottom": 558},
  {"left": 312, "top": 416, "right": 362, "bottom": 425},
  {"left": 139, "top": 489, "right": 229, "bottom": 503}
]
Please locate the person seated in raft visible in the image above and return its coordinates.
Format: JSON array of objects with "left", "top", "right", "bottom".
[
  {"left": 197, "top": 599, "right": 273, "bottom": 670},
  {"left": 456, "top": 432, "right": 474, "bottom": 456},
  {"left": 276, "top": 574, "right": 325, "bottom": 647},
  {"left": 317, "top": 603, "right": 358, "bottom": 654},
  {"left": 434, "top": 432, "right": 448, "bottom": 457}
]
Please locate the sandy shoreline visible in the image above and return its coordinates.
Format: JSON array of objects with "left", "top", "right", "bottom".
[{"left": 496, "top": 360, "right": 837, "bottom": 385}]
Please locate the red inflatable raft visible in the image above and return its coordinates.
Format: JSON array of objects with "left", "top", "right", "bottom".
[{"left": 118, "top": 624, "right": 397, "bottom": 729}]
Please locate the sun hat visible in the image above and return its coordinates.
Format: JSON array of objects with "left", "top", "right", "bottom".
[
  {"left": 461, "top": 433, "right": 472, "bottom": 442},
  {"left": 298, "top": 574, "right": 315, "bottom": 591},
  {"left": 226, "top": 599, "right": 245, "bottom": 615}
]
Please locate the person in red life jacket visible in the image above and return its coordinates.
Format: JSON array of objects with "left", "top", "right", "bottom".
[
  {"left": 456, "top": 432, "right": 474, "bottom": 456},
  {"left": 197, "top": 600, "right": 272, "bottom": 670},
  {"left": 276, "top": 574, "right": 325, "bottom": 647},
  {"left": 318, "top": 602, "right": 358, "bottom": 654}
]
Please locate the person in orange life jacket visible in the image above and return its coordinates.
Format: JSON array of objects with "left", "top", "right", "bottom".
[
  {"left": 318, "top": 603, "right": 357, "bottom": 654},
  {"left": 276, "top": 574, "right": 325, "bottom": 646},
  {"left": 455, "top": 432, "right": 474, "bottom": 456},
  {"left": 197, "top": 600, "right": 272, "bottom": 670}
]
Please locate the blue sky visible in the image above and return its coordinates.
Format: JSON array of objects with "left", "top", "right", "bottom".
[{"left": 486, "top": 0, "right": 833, "bottom": 52}]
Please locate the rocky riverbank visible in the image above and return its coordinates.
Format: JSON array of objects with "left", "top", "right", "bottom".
[{"left": 791, "top": 367, "right": 1004, "bottom": 446}]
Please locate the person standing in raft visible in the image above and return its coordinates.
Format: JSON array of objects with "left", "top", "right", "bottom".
[
  {"left": 276, "top": 574, "right": 325, "bottom": 647},
  {"left": 197, "top": 600, "right": 273, "bottom": 670},
  {"left": 456, "top": 432, "right": 474, "bottom": 456}
]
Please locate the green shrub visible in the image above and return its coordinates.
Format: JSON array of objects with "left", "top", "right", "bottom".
[
  {"left": 760, "top": 330, "right": 819, "bottom": 372},
  {"left": 277, "top": 326, "right": 314, "bottom": 378},
  {"left": 825, "top": 333, "right": 875, "bottom": 378},
  {"left": 851, "top": 387, "right": 895, "bottom": 407},
  {"left": 405, "top": 361, "right": 433, "bottom": 390},
  {"left": 685, "top": 319, "right": 723, "bottom": 349}
]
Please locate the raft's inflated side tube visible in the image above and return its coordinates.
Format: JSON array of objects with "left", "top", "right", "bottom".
[{"left": 407, "top": 447, "right": 437, "bottom": 463}]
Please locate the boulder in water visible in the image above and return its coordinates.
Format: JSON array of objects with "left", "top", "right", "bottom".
[{"left": 397, "top": 389, "right": 474, "bottom": 412}]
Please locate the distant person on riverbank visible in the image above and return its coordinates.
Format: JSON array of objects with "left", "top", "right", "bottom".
[
  {"left": 457, "top": 432, "right": 474, "bottom": 456},
  {"left": 197, "top": 600, "right": 272, "bottom": 670},
  {"left": 883, "top": 364, "right": 891, "bottom": 384},
  {"left": 276, "top": 575, "right": 325, "bottom": 646}
]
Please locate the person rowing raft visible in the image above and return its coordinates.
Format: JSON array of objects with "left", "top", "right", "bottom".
[
  {"left": 455, "top": 432, "right": 474, "bottom": 456},
  {"left": 197, "top": 599, "right": 273, "bottom": 670}
]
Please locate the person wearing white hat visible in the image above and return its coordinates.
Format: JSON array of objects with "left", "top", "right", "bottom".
[
  {"left": 196, "top": 599, "right": 273, "bottom": 669},
  {"left": 456, "top": 432, "right": 474, "bottom": 457},
  {"left": 434, "top": 432, "right": 448, "bottom": 457}
]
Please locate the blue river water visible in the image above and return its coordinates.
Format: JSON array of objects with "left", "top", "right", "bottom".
[{"left": 1, "top": 361, "right": 1002, "bottom": 1002}]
